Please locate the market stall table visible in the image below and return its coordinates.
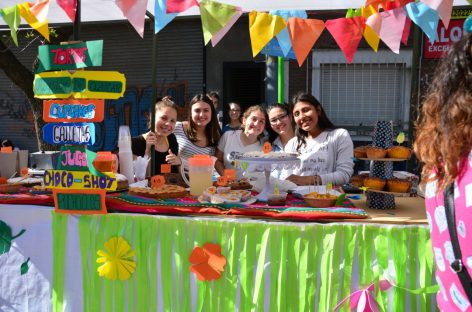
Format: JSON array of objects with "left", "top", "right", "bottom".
[{"left": 0, "top": 195, "right": 436, "bottom": 311}]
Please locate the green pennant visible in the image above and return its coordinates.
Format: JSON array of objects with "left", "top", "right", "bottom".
[
  {"left": 0, "top": 5, "right": 21, "bottom": 46},
  {"left": 199, "top": 0, "right": 237, "bottom": 45}
]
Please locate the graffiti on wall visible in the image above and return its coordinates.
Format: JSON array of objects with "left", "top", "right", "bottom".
[{"left": 90, "top": 81, "right": 189, "bottom": 152}]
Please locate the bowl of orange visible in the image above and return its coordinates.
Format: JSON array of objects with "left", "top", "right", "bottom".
[{"left": 304, "top": 192, "right": 338, "bottom": 208}]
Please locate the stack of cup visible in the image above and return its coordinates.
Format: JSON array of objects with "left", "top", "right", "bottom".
[{"left": 118, "top": 126, "right": 135, "bottom": 183}]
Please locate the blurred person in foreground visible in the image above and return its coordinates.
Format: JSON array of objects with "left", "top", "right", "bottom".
[{"left": 414, "top": 32, "right": 472, "bottom": 311}]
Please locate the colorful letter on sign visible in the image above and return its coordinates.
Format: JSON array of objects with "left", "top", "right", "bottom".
[
  {"left": 43, "top": 99, "right": 104, "bottom": 122},
  {"left": 44, "top": 170, "right": 117, "bottom": 190},
  {"left": 43, "top": 123, "right": 96, "bottom": 145},
  {"left": 36, "top": 40, "right": 103, "bottom": 73},
  {"left": 34, "top": 71, "right": 126, "bottom": 99},
  {"left": 57, "top": 146, "right": 90, "bottom": 171},
  {"left": 53, "top": 189, "right": 107, "bottom": 214}
]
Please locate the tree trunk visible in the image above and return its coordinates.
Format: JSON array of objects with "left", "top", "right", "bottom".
[{"left": 0, "top": 27, "right": 74, "bottom": 151}]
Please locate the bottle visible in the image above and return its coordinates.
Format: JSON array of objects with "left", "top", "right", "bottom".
[{"left": 118, "top": 126, "right": 135, "bottom": 183}]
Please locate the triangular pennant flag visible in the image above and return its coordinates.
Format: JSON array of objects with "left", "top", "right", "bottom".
[
  {"left": 30, "top": 0, "right": 50, "bottom": 23},
  {"left": 0, "top": 5, "right": 20, "bottom": 46},
  {"left": 260, "top": 37, "right": 297, "bottom": 59},
  {"left": 57, "top": 0, "right": 77, "bottom": 22},
  {"left": 365, "top": 0, "right": 389, "bottom": 11},
  {"left": 166, "top": 0, "right": 198, "bottom": 14},
  {"left": 249, "top": 11, "right": 286, "bottom": 57},
  {"left": 154, "top": 0, "right": 177, "bottom": 33},
  {"left": 401, "top": 17, "right": 411, "bottom": 45},
  {"left": 211, "top": 8, "right": 242, "bottom": 47},
  {"left": 325, "top": 17, "right": 365, "bottom": 63},
  {"left": 405, "top": 2, "right": 439, "bottom": 43},
  {"left": 421, "top": 0, "right": 453, "bottom": 29},
  {"left": 199, "top": 0, "right": 241, "bottom": 46},
  {"left": 17, "top": 3, "right": 49, "bottom": 41},
  {"left": 379, "top": 8, "right": 407, "bottom": 54},
  {"left": 287, "top": 18, "right": 324, "bottom": 66},
  {"left": 270, "top": 10, "right": 307, "bottom": 57},
  {"left": 362, "top": 6, "right": 380, "bottom": 52},
  {"left": 115, "top": 0, "right": 148, "bottom": 38}
]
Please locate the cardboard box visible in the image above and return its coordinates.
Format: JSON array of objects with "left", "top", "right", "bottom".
[{"left": 0, "top": 150, "right": 28, "bottom": 178}]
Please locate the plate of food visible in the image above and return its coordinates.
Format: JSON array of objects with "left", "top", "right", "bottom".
[{"left": 198, "top": 186, "right": 256, "bottom": 205}]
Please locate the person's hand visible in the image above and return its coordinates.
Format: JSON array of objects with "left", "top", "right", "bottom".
[
  {"left": 165, "top": 149, "right": 181, "bottom": 165},
  {"left": 286, "top": 175, "right": 320, "bottom": 186},
  {"left": 145, "top": 132, "right": 158, "bottom": 151}
]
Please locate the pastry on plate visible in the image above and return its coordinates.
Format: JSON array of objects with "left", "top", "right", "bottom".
[
  {"left": 353, "top": 146, "right": 368, "bottom": 158},
  {"left": 386, "top": 178, "right": 411, "bottom": 193},
  {"left": 365, "top": 147, "right": 387, "bottom": 159},
  {"left": 363, "top": 177, "right": 386, "bottom": 191},
  {"left": 387, "top": 146, "right": 412, "bottom": 159}
]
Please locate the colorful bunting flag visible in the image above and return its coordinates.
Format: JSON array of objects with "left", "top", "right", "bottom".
[
  {"left": 287, "top": 18, "right": 324, "bottom": 66},
  {"left": 249, "top": 11, "right": 286, "bottom": 57},
  {"left": 270, "top": 10, "right": 307, "bottom": 57},
  {"left": 362, "top": 6, "right": 381, "bottom": 53},
  {"left": 154, "top": 0, "right": 177, "bottom": 33},
  {"left": 401, "top": 17, "right": 412, "bottom": 45},
  {"left": 115, "top": 0, "right": 148, "bottom": 38},
  {"left": 29, "top": 0, "right": 50, "bottom": 23},
  {"left": 199, "top": 0, "right": 242, "bottom": 47},
  {"left": 405, "top": 2, "right": 440, "bottom": 43},
  {"left": 18, "top": 2, "right": 49, "bottom": 41},
  {"left": 0, "top": 5, "right": 20, "bottom": 46},
  {"left": 260, "top": 37, "right": 297, "bottom": 59},
  {"left": 421, "top": 0, "right": 453, "bottom": 29},
  {"left": 379, "top": 7, "right": 407, "bottom": 54},
  {"left": 166, "top": 0, "right": 198, "bottom": 14},
  {"left": 56, "top": 0, "right": 77, "bottom": 22},
  {"left": 325, "top": 17, "right": 365, "bottom": 64}
]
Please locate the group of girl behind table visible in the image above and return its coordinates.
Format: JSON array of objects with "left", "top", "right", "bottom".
[{"left": 131, "top": 92, "right": 354, "bottom": 186}]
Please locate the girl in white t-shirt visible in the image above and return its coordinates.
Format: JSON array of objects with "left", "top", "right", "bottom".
[
  {"left": 285, "top": 93, "right": 354, "bottom": 186},
  {"left": 216, "top": 105, "right": 267, "bottom": 178}
]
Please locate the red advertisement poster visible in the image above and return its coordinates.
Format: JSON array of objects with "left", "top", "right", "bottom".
[{"left": 423, "top": 19, "right": 466, "bottom": 59}]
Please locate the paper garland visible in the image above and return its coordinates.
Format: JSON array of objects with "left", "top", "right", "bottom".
[
  {"left": 189, "top": 243, "right": 226, "bottom": 281},
  {"left": 96, "top": 236, "right": 136, "bottom": 280}
]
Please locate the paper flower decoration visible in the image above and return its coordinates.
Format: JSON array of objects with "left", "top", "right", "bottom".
[
  {"left": 189, "top": 243, "right": 226, "bottom": 281},
  {"left": 96, "top": 236, "right": 136, "bottom": 280}
]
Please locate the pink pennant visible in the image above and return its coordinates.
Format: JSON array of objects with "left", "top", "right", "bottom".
[
  {"left": 334, "top": 280, "right": 393, "bottom": 312},
  {"left": 30, "top": 0, "right": 50, "bottom": 23},
  {"left": 366, "top": 12, "right": 382, "bottom": 35},
  {"left": 402, "top": 17, "right": 411, "bottom": 45},
  {"left": 56, "top": 0, "right": 77, "bottom": 22},
  {"left": 325, "top": 17, "right": 365, "bottom": 64},
  {"left": 115, "top": 0, "right": 148, "bottom": 38},
  {"left": 421, "top": 0, "right": 453, "bottom": 29},
  {"left": 379, "top": 8, "right": 407, "bottom": 54},
  {"left": 166, "top": 0, "right": 198, "bottom": 14}
]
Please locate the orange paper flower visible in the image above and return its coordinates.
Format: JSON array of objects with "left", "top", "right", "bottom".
[{"left": 189, "top": 243, "right": 226, "bottom": 281}]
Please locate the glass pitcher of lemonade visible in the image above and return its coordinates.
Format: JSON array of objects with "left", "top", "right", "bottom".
[{"left": 187, "top": 155, "right": 216, "bottom": 196}]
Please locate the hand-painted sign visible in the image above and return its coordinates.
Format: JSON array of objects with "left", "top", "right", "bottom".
[
  {"left": 43, "top": 123, "right": 96, "bottom": 145},
  {"left": 57, "top": 146, "right": 89, "bottom": 171},
  {"left": 44, "top": 170, "right": 117, "bottom": 190},
  {"left": 36, "top": 40, "right": 103, "bottom": 73},
  {"left": 43, "top": 99, "right": 104, "bottom": 122},
  {"left": 53, "top": 189, "right": 107, "bottom": 214},
  {"left": 34, "top": 71, "right": 126, "bottom": 99}
]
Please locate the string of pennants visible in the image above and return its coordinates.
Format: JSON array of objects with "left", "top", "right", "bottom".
[{"left": 1, "top": 0, "right": 471, "bottom": 64}]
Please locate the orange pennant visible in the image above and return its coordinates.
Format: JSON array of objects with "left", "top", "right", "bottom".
[
  {"left": 287, "top": 18, "right": 324, "bottom": 67},
  {"left": 325, "top": 17, "right": 365, "bottom": 64}
]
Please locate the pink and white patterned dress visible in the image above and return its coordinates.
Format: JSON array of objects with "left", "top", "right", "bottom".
[{"left": 425, "top": 152, "right": 472, "bottom": 311}]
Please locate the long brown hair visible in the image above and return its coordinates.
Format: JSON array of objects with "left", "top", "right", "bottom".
[
  {"left": 414, "top": 32, "right": 472, "bottom": 188},
  {"left": 185, "top": 93, "right": 221, "bottom": 147}
]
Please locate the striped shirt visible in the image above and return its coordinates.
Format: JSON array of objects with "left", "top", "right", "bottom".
[{"left": 174, "top": 122, "right": 216, "bottom": 164}]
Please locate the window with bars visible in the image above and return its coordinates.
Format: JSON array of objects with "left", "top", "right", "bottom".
[{"left": 312, "top": 50, "right": 412, "bottom": 136}]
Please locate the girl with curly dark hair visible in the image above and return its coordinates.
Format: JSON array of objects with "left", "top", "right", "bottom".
[{"left": 414, "top": 32, "right": 472, "bottom": 311}]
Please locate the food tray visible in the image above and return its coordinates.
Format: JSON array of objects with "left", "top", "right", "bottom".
[
  {"left": 365, "top": 189, "right": 413, "bottom": 197},
  {"left": 357, "top": 158, "right": 409, "bottom": 162}
]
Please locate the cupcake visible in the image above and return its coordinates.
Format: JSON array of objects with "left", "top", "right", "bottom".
[
  {"left": 366, "top": 147, "right": 387, "bottom": 159},
  {"left": 350, "top": 175, "right": 365, "bottom": 187},
  {"left": 353, "top": 146, "right": 368, "bottom": 158},
  {"left": 387, "top": 179, "right": 411, "bottom": 193},
  {"left": 387, "top": 146, "right": 412, "bottom": 159},
  {"left": 363, "top": 177, "right": 386, "bottom": 191}
]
